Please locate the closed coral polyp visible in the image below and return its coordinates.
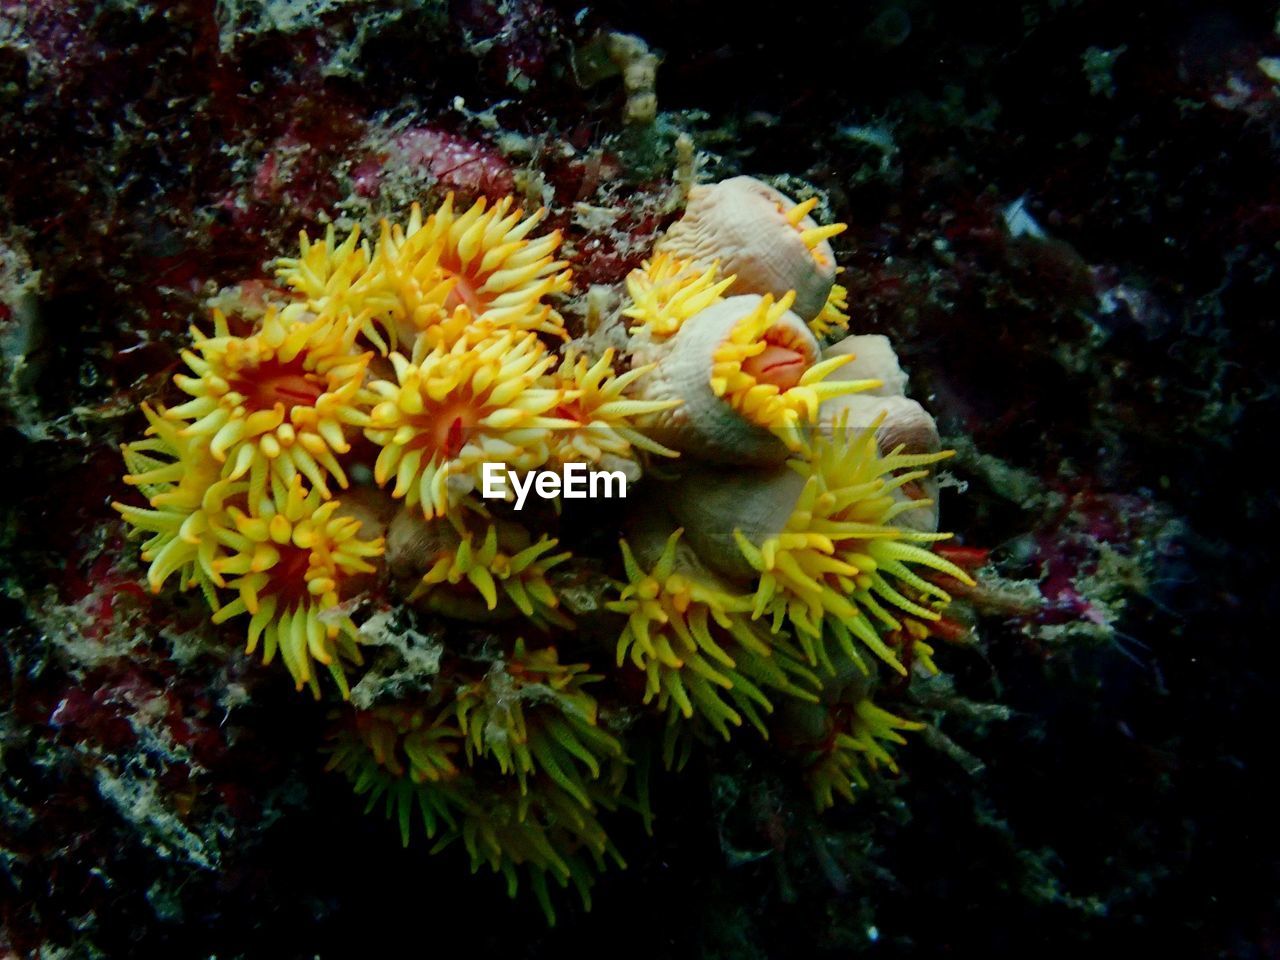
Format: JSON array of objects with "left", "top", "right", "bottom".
[{"left": 781, "top": 196, "right": 846, "bottom": 268}]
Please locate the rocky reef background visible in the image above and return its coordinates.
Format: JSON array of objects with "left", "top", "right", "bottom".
[{"left": 1, "top": 0, "right": 1277, "bottom": 956}]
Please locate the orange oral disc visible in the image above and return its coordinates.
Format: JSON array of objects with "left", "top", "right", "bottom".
[
  {"left": 430, "top": 402, "right": 479, "bottom": 459},
  {"left": 235, "top": 359, "right": 325, "bottom": 411},
  {"left": 742, "top": 344, "right": 806, "bottom": 390}
]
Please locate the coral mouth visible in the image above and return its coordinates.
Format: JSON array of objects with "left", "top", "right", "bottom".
[
  {"left": 443, "top": 270, "right": 486, "bottom": 314},
  {"left": 439, "top": 250, "right": 490, "bottom": 315},
  {"left": 234, "top": 359, "right": 325, "bottom": 412},
  {"left": 264, "top": 542, "right": 316, "bottom": 606},
  {"left": 742, "top": 343, "right": 807, "bottom": 390},
  {"left": 405, "top": 401, "right": 480, "bottom": 459}
]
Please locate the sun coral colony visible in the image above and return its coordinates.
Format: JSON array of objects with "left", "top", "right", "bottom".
[
  {"left": 114, "top": 179, "right": 980, "bottom": 924},
  {"left": 482, "top": 461, "right": 627, "bottom": 509}
]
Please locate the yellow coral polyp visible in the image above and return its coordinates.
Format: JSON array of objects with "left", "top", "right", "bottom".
[
  {"left": 456, "top": 779, "right": 623, "bottom": 924},
  {"left": 734, "top": 416, "right": 976, "bottom": 677},
  {"left": 451, "top": 639, "right": 624, "bottom": 810},
  {"left": 326, "top": 683, "right": 626, "bottom": 925},
  {"left": 622, "top": 252, "right": 736, "bottom": 337},
  {"left": 364, "top": 331, "right": 572, "bottom": 519},
  {"left": 416, "top": 515, "right": 573, "bottom": 630},
  {"left": 166, "top": 308, "right": 372, "bottom": 508},
  {"left": 370, "top": 194, "right": 572, "bottom": 345},
  {"left": 113, "top": 403, "right": 237, "bottom": 599},
  {"left": 546, "top": 347, "right": 680, "bottom": 464},
  {"left": 274, "top": 222, "right": 373, "bottom": 322},
  {"left": 783, "top": 196, "right": 847, "bottom": 269},
  {"left": 708, "top": 291, "right": 874, "bottom": 436},
  {"left": 209, "top": 475, "right": 384, "bottom": 698},
  {"left": 340, "top": 704, "right": 463, "bottom": 785},
  {"left": 325, "top": 705, "right": 466, "bottom": 848},
  {"left": 810, "top": 280, "right": 850, "bottom": 339},
  {"left": 806, "top": 697, "right": 925, "bottom": 811},
  {"left": 610, "top": 530, "right": 817, "bottom": 742}
]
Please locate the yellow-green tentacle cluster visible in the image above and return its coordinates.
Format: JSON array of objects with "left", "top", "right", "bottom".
[
  {"left": 167, "top": 307, "right": 371, "bottom": 505},
  {"left": 609, "top": 529, "right": 819, "bottom": 746},
  {"left": 114, "top": 403, "right": 234, "bottom": 602},
  {"left": 276, "top": 193, "right": 573, "bottom": 354},
  {"left": 544, "top": 347, "right": 680, "bottom": 465},
  {"left": 810, "top": 280, "right": 850, "bottom": 339},
  {"left": 604, "top": 415, "right": 974, "bottom": 808},
  {"left": 208, "top": 475, "right": 383, "bottom": 698},
  {"left": 736, "top": 416, "right": 975, "bottom": 678},
  {"left": 412, "top": 510, "right": 572, "bottom": 630},
  {"left": 622, "top": 252, "right": 736, "bottom": 338},
  {"left": 450, "top": 640, "right": 624, "bottom": 807},
  {"left": 325, "top": 639, "right": 628, "bottom": 924},
  {"left": 364, "top": 331, "right": 570, "bottom": 519},
  {"left": 805, "top": 698, "right": 926, "bottom": 811}
]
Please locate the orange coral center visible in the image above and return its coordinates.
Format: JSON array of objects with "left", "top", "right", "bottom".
[
  {"left": 440, "top": 254, "right": 489, "bottom": 315},
  {"left": 406, "top": 400, "right": 480, "bottom": 459},
  {"left": 900, "top": 479, "right": 927, "bottom": 500},
  {"left": 266, "top": 542, "right": 316, "bottom": 605},
  {"left": 554, "top": 400, "right": 585, "bottom": 425},
  {"left": 233, "top": 359, "right": 325, "bottom": 412},
  {"left": 743, "top": 343, "right": 806, "bottom": 390}
]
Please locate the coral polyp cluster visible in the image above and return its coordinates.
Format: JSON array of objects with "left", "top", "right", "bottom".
[
  {"left": 385, "top": 194, "right": 572, "bottom": 334},
  {"left": 325, "top": 639, "right": 626, "bottom": 923},
  {"left": 276, "top": 195, "right": 572, "bottom": 353},
  {"left": 116, "top": 177, "right": 980, "bottom": 922},
  {"left": 655, "top": 175, "right": 848, "bottom": 326},
  {"left": 117, "top": 398, "right": 385, "bottom": 695}
]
